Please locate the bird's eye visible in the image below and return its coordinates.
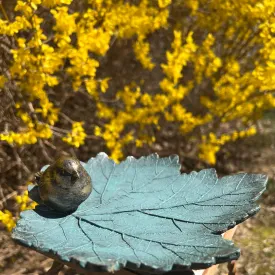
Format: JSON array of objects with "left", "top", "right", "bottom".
[
  {"left": 57, "top": 168, "right": 67, "bottom": 176},
  {"left": 34, "top": 172, "right": 41, "bottom": 182},
  {"left": 62, "top": 170, "right": 71, "bottom": 176}
]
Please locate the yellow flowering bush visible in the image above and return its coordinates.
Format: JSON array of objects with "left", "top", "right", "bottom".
[
  {"left": 0, "top": 210, "right": 16, "bottom": 232},
  {"left": 0, "top": 187, "right": 37, "bottom": 231},
  {"left": 62, "top": 122, "right": 87, "bottom": 147},
  {"left": 15, "top": 190, "right": 38, "bottom": 211},
  {"left": 1, "top": 0, "right": 275, "bottom": 230}
]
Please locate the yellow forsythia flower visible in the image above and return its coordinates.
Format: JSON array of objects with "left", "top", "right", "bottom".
[
  {"left": 0, "top": 210, "right": 16, "bottom": 232},
  {"left": 158, "top": 0, "right": 171, "bottom": 8},
  {"left": 0, "top": 75, "right": 7, "bottom": 88},
  {"left": 62, "top": 122, "right": 87, "bottom": 148},
  {"left": 16, "top": 190, "right": 38, "bottom": 211}
]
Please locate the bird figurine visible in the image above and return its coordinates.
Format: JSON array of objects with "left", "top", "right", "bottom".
[{"left": 34, "top": 156, "right": 92, "bottom": 213}]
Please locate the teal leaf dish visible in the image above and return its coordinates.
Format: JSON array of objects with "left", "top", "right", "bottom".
[{"left": 12, "top": 153, "right": 267, "bottom": 274}]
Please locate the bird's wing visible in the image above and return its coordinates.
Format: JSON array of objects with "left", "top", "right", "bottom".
[{"left": 38, "top": 167, "right": 56, "bottom": 201}]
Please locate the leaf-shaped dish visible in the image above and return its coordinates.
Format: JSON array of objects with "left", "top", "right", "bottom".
[{"left": 12, "top": 153, "right": 267, "bottom": 274}]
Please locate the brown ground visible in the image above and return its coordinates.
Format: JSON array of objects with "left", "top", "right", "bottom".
[{"left": 216, "top": 114, "right": 275, "bottom": 275}]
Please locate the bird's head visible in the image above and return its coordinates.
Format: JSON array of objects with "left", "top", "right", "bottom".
[{"left": 55, "top": 156, "right": 81, "bottom": 183}]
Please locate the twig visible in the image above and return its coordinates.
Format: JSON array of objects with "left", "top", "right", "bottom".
[
  {"left": 59, "top": 112, "right": 74, "bottom": 123},
  {"left": 79, "top": 90, "right": 119, "bottom": 103},
  {"left": 39, "top": 140, "right": 53, "bottom": 162},
  {"left": 86, "top": 135, "right": 101, "bottom": 140},
  {"left": 13, "top": 147, "right": 31, "bottom": 176},
  {"left": 0, "top": 190, "right": 17, "bottom": 207},
  {"left": 0, "top": 1, "right": 9, "bottom": 21},
  {"left": 44, "top": 140, "right": 57, "bottom": 150},
  {"left": 49, "top": 125, "right": 70, "bottom": 134}
]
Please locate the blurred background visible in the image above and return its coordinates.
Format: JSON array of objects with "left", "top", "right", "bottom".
[{"left": 0, "top": 0, "right": 275, "bottom": 274}]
